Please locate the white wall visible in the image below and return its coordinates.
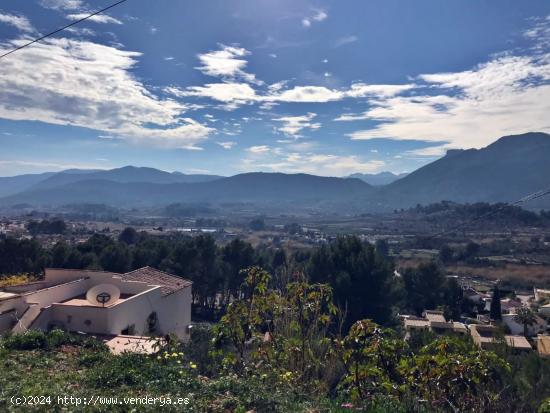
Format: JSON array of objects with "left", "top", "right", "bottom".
[
  {"left": 154, "top": 287, "right": 192, "bottom": 341},
  {"left": 503, "top": 314, "right": 547, "bottom": 336}
]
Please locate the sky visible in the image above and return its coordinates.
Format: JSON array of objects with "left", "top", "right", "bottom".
[{"left": 0, "top": 0, "right": 549, "bottom": 177}]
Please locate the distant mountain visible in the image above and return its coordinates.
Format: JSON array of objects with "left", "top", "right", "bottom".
[
  {"left": 0, "top": 172, "right": 56, "bottom": 198},
  {"left": 2, "top": 133, "right": 550, "bottom": 212},
  {"left": 32, "top": 166, "right": 223, "bottom": 190},
  {"left": 380, "top": 132, "right": 550, "bottom": 209},
  {"left": 0, "top": 173, "right": 373, "bottom": 210},
  {"left": 348, "top": 172, "right": 408, "bottom": 186}
]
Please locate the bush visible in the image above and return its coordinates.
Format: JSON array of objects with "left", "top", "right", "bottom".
[
  {"left": 3, "top": 330, "right": 48, "bottom": 350},
  {"left": 2, "top": 330, "right": 107, "bottom": 352}
]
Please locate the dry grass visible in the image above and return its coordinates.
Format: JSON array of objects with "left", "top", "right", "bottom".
[
  {"left": 446, "top": 263, "right": 550, "bottom": 288},
  {"left": 0, "top": 274, "right": 37, "bottom": 288}
]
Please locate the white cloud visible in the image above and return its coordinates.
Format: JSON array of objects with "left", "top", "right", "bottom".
[
  {"left": 0, "top": 37, "right": 213, "bottom": 149},
  {"left": 334, "top": 35, "right": 358, "bottom": 47},
  {"left": 171, "top": 81, "right": 414, "bottom": 110},
  {"left": 0, "top": 12, "right": 34, "bottom": 33},
  {"left": 217, "top": 141, "right": 236, "bottom": 149},
  {"left": 242, "top": 152, "right": 385, "bottom": 176},
  {"left": 165, "top": 45, "right": 414, "bottom": 110},
  {"left": 40, "top": 0, "right": 83, "bottom": 10},
  {"left": 523, "top": 15, "right": 550, "bottom": 51},
  {"left": 273, "top": 113, "right": 321, "bottom": 137},
  {"left": 344, "top": 53, "right": 550, "bottom": 149},
  {"left": 406, "top": 145, "right": 450, "bottom": 157},
  {"left": 302, "top": 9, "right": 328, "bottom": 28},
  {"left": 196, "top": 44, "right": 262, "bottom": 85},
  {"left": 247, "top": 145, "right": 271, "bottom": 153},
  {"left": 66, "top": 13, "right": 122, "bottom": 24},
  {"left": 65, "top": 26, "right": 95, "bottom": 36},
  {"left": 174, "top": 82, "right": 258, "bottom": 103},
  {"left": 164, "top": 56, "right": 175, "bottom": 61},
  {"left": 0, "top": 159, "right": 109, "bottom": 172}
]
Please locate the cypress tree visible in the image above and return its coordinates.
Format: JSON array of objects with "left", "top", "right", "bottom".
[{"left": 490, "top": 284, "right": 502, "bottom": 321}]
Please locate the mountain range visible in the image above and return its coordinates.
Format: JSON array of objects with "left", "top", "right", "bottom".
[
  {"left": 348, "top": 172, "right": 408, "bottom": 186},
  {"left": 1, "top": 132, "right": 549, "bottom": 212}
]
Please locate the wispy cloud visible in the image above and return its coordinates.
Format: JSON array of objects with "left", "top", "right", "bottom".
[
  {"left": 0, "top": 12, "right": 34, "bottom": 33},
  {"left": 217, "top": 141, "right": 236, "bottom": 149},
  {"left": 334, "top": 35, "right": 358, "bottom": 47},
  {"left": 342, "top": 52, "right": 550, "bottom": 149},
  {"left": 66, "top": 13, "right": 122, "bottom": 24},
  {"left": 242, "top": 152, "right": 385, "bottom": 176},
  {"left": 166, "top": 46, "right": 415, "bottom": 109},
  {"left": 39, "top": 0, "right": 84, "bottom": 10},
  {"left": 247, "top": 145, "right": 271, "bottom": 153},
  {"left": 302, "top": 9, "right": 328, "bottom": 28},
  {"left": 274, "top": 113, "right": 321, "bottom": 137},
  {"left": 0, "top": 37, "right": 213, "bottom": 149}
]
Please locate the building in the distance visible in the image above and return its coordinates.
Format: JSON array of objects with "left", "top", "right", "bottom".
[{"left": 0, "top": 267, "right": 192, "bottom": 342}]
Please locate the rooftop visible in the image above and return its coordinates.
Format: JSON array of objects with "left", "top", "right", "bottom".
[
  {"left": 505, "top": 335, "right": 532, "bottom": 350},
  {"left": 538, "top": 335, "right": 550, "bottom": 356},
  {"left": 123, "top": 267, "right": 192, "bottom": 296}
]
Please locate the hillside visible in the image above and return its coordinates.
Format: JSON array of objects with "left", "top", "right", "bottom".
[
  {"left": 2, "top": 133, "right": 550, "bottom": 211},
  {"left": 0, "top": 172, "right": 55, "bottom": 198},
  {"left": 381, "top": 132, "right": 550, "bottom": 209},
  {"left": 0, "top": 172, "right": 373, "bottom": 209},
  {"left": 32, "top": 166, "right": 223, "bottom": 189}
]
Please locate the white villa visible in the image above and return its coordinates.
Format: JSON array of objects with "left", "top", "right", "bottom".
[{"left": 0, "top": 267, "right": 192, "bottom": 342}]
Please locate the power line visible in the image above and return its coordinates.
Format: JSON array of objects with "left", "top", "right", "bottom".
[
  {"left": 423, "top": 185, "right": 550, "bottom": 240},
  {"left": 0, "top": 0, "right": 129, "bottom": 60}
]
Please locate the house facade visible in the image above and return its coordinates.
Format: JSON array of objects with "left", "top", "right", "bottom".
[{"left": 0, "top": 267, "right": 192, "bottom": 341}]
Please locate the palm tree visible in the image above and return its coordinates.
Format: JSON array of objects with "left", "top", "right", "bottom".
[{"left": 513, "top": 307, "right": 537, "bottom": 337}]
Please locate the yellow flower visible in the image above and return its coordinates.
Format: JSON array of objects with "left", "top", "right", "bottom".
[{"left": 190, "top": 362, "right": 197, "bottom": 369}]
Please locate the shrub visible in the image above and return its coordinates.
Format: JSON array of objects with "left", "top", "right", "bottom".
[{"left": 3, "top": 330, "right": 48, "bottom": 350}]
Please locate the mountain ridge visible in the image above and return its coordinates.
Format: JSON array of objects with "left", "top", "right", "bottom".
[{"left": 1, "top": 132, "right": 549, "bottom": 211}]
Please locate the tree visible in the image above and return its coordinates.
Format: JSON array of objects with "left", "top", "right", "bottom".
[
  {"left": 99, "top": 243, "right": 131, "bottom": 273},
  {"left": 402, "top": 262, "right": 446, "bottom": 316},
  {"left": 118, "top": 227, "right": 139, "bottom": 245},
  {"left": 514, "top": 307, "right": 537, "bottom": 337},
  {"left": 249, "top": 218, "right": 266, "bottom": 231},
  {"left": 306, "top": 236, "right": 396, "bottom": 327},
  {"left": 375, "top": 239, "right": 390, "bottom": 257},
  {"left": 490, "top": 284, "right": 502, "bottom": 321},
  {"left": 439, "top": 244, "right": 454, "bottom": 263},
  {"left": 464, "top": 241, "right": 480, "bottom": 260},
  {"left": 221, "top": 238, "right": 255, "bottom": 303},
  {"left": 338, "top": 319, "right": 406, "bottom": 401}
]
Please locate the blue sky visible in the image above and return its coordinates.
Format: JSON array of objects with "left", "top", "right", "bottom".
[{"left": 0, "top": 0, "right": 549, "bottom": 177}]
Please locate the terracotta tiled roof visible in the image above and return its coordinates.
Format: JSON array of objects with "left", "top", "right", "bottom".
[{"left": 123, "top": 267, "right": 192, "bottom": 296}]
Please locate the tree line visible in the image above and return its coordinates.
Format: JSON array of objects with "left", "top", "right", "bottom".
[{"left": 0, "top": 229, "right": 466, "bottom": 328}]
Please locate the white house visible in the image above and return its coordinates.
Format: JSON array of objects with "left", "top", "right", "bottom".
[
  {"left": 502, "top": 312, "right": 547, "bottom": 336},
  {"left": 0, "top": 267, "right": 192, "bottom": 342}
]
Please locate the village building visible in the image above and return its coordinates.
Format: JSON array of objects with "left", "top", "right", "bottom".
[
  {"left": 402, "top": 310, "right": 468, "bottom": 337},
  {"left": 0, "top": 267, "right": 192, "bottom": 342},
  {"left": 502, "top": 312, "right": 547, "bottom": 337},
  {"left": 470, "top": 324, "right": 532, "bottom": 352}
]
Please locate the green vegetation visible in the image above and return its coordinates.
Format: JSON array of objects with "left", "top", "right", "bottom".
[
  {"left": 2, "top": 268, "right": 550, "bottom": 412},
  {"left": 26, "top": 219, "right": 67, "bottom": 235}
]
